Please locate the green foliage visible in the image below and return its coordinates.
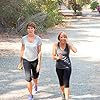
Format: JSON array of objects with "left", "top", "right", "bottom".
[
  {"left": 44, "top": 10, "right": 62, "bottom": 28},
  {"left": 68, "top": 0, "right": 91, "bottom": 11},
  {"left": 76, "top": 0, "right": 91, "bottom": 6},
  {"left": 0, "top": 0, "right": 62, "bottom": 33},
  {"left": 22, "top": 2, "right": 41, "bottom": 18},
  {"left": 40, "top": 0, "right": 62, "bottom": 28},
  {"left": 0, "top": 0, "right": 26, "bottom": 28},
  {"left": 25, "top": 0, "right": 62, "bottom": 32},
  {"left": 90, "top": 1, "right": 99, "bottom": 10}
]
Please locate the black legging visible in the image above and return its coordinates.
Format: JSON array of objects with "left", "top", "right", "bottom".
[
  {"left": 23, "top": 59, "right": 39, "bottom": 82},
  {"left": 56, "top": 67, "right": 71, "bottom": 88}
]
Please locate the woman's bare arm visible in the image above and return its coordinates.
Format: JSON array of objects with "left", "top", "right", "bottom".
[
  {"left": 20, "top": 43, "right": 25, "bottom": 63},
  {"left": 52, "top": 43, "right": 62, "bottom": 60},
  {"left": 67, "top": 42, "right": 77, "bottom": 53}
]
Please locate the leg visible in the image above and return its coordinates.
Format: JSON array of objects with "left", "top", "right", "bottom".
[
  {"left": 33, "top": 78, "right": 38, "bottom": 86},
  {"left": 56, "top": 68, "right": 64, "bottom": 94},
  {"left": 64, "top": 67, "right": 72, "bottom": 99},
  {"left": 27, "top": 81, "right": 33, "bottom": 95},
  {"left": 33, "top": 71, "right": 39, "bottom": 93},
  {"left": 23, "top": 59, "right": 33, "bottom": 99},
  {"left": 64, "top": 88, "right": 70, "bottom": 100},
  {"left": 60, "top": 85, "right": 64, "bottom": 94},
  {"left": 31, "top": 59, "right": 39, "bottom": 92}
]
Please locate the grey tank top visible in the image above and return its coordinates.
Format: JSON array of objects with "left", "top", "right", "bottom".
[{"left": 56, "top": 43, "right": 71, "bottom": 69}]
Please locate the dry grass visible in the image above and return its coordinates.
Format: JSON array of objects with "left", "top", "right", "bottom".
[{"left": 0, "top": 33, "right": 21, "bottom": 56}]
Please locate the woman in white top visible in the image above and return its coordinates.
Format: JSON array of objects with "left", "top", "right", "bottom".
[{"left": 20, "top": 22, "right": 42, "bottom": 100}]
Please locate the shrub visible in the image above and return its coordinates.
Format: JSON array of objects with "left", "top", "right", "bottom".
[
  {"left": 90, "top": 1, "right": 99, "bottom": 10},
  {"left": 0, "top": 0, "right": 62, "bottom": 34}
]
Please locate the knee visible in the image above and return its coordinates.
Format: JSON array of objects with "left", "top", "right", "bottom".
[
  {"left": 33, "top": 75, "right": 38, "bottom": 79},
  {"left": 59, "top": 80, "right": 64, "bottom": 86},
  {"left": 33, "top": 72, "right": 39, "bottom": 79},
  {"left": 64, "top": 81, "right": 69, "bottom": 88},
  {"left": 25, "top": 76, "right": 32, "bottom": 82},
  {"left": 64, "top": 84, "right": 69, "bottom": 88}
]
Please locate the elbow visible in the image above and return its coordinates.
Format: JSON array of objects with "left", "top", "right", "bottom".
[
  {"left": 74, "top": 48, "right": 77, "bottom": 53},
  {"left": 52, "top": 55, "right": 56, "bottom": 60},
  {"left": 52, "top": 56, "right": 55, "bottom": 60},
  {"left": 72, "top": 47, "right": 77, "bottom": 53}
]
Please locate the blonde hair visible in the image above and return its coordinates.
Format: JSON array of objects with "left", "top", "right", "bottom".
[{"left": 58, "top": 32, "right": 68, "bottom": 40}]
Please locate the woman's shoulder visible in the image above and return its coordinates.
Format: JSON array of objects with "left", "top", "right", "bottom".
[
  {"left": 35, "top": 35, "right": 42, "bottom": 40},
  {"left": 53, "top": 42, "right": 58, "bottom": 47},
  {"left": 22, "top": 35, "right": 27, "bottom": 39}
]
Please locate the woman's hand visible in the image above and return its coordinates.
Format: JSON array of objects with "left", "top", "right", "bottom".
[
  {"left": 66, "top": 40, "right": 77, "bottom": 53},
  {"left": 17, "top": 63, "right": 23, "bottom": 70},
  {"left": 57, "top": 53, "right": 62, "bottom": 60},
  {"left": 36, "top": 64, "right": 41, "bottom": 72}
]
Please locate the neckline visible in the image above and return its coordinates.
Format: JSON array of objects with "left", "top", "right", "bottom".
[
  {"left": 58, "top": 42, "right": 66, "bottom": 51},
  {"left": 60, "top": 47, "right": 65, "bottom": 51},
  {"left": 27, "top": 35, "right": 36, "bottom": 43}
]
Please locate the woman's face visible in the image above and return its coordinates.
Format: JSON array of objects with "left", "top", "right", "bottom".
[
  {"left": 27, "top": 26, "right": 35, "bottom": 36},
  {"left": 59, "top": 33, "right": 67, "bottom": 43}
]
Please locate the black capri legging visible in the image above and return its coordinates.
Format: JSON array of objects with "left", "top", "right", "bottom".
[
  {"left": 23, "top": 59, "right": 39, "bottom": 82},
  {"left": 56, "top": 67, "right": 71, "bottom": 88}
]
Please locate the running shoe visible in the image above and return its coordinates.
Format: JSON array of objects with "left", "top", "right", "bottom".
[
  {"left": 62, "top": 93, "right": 66, "bottom": 100},
  {"left": 34, "top": 85, "right": 38, "bottom": 94},
  {"left": 28, "top": 95, "right": 33, "bottom": 100}
]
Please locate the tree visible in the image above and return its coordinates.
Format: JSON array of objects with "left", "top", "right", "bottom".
[
  {"left": 0, "top": 0, "right": 26, "bottom": 28},
  {"left": 76, "top": 0, "right": 91, "bottom": 6},
  {"left": 0, "top": 0, "right": 62, "bottom": 33},
  {"left": 90, "top": 1, "right": 99, "bottom": 10},
  {"left": 68, "top": 0, "right": 91, "bottom": 14}
]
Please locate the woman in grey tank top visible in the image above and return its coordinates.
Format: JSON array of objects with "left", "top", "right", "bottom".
[{"left": 52, "top": 32, "right": 77, "bottom": 100}]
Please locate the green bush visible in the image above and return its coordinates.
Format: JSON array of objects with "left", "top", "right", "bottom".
[
  {"left": 90, "top": 1, "right": 99, "bottom": 10},
  {"left": 0, "top": 0, "right": 62, "bottom": 33},
  {"left": 40, "top": 0, "right": 62, "bottom": 28},
  {"left": 0, "top": 0, "right": 26, "bottom": 28},
  {"left": 22, "top": 2, "right": 41, "bottom": 18}
]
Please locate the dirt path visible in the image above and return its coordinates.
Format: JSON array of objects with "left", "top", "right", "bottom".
[{"left": 0, "top": 11, "right": 100, "bottom": 100}]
